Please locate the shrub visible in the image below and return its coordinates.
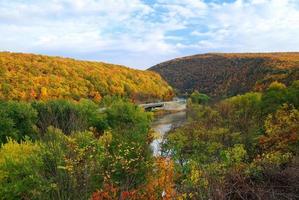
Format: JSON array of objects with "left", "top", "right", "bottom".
[
  {"left": 39, "top": 127, "right": 105, "bottom": 200},
  {"left": 32, "top": 99, "right": 107, "bottom": 135},
  {"left": 190, "top": 91, "right": 210, "bottom": 105},
  {"left": 0, "top": 101, "right": 37, "bottom": 144},
  {"left": 0, "top": 139, "right": 48, "bottom": 199}
]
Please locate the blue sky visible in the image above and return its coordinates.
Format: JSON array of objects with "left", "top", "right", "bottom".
[{"left": 1, "top": 0, "right": 299, "bottom": 69}]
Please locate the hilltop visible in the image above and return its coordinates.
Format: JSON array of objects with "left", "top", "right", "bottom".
[
  {"left": 0, "top": 52, "right": 173, "bottom": 102},
  {"left": 149, "top": 53, "right": 299, "bottom": 98}
]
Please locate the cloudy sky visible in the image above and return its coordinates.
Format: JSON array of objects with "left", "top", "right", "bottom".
[{"left": 1, "top": 0, "right": 299, "bottom": 69}]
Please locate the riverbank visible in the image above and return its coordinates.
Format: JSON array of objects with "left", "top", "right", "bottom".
[{"left": 152, "top": 109, "right": 182, "bottom": 117}]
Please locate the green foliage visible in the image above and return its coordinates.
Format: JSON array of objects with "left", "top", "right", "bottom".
[
  {"left": 106, "top": 100, "right": 152, "bottom": 138},
  {"left": 0, "top": 79, "right": 298, "bottom": 199},
  {"left": 219, "top": 92, "right": 262, "bottom": 154},
  {"left": 190, "top": 91, "right": 210, "bottom": 105},
  {"left": 221, "top": 144, "right": 247, "bottom": 166},
  {"left": 0, "top": 98, "right": 156, "bottom": 199},
  {"left": 104, "top": 100, "right": 153, "bottom": 188},
  {"left": 261, "top": 80, "right": 299, "bottom": 115},
  {"left": 0, "top": 139, "right": 48, "bottom": 200},
  {"left": 163, "top": 82, "right": 299, "bottom": 199},
  {"left": 0, "top": 110, "right": 17, "bottom": 144},
  {"left": 0, "top": 101, "right": 37, "bottom": 144},
  {"left": 187, "top": 104, "right": 222, "bottom": 128},
  {"left": 261, "top": 82, "right": 289, "bottom": 115},
  {"left": 32, "top": 99, "right": 107, "bottom": 135},
  {"left": 288, "top": 80, "right": 299, "bottom": 108}
]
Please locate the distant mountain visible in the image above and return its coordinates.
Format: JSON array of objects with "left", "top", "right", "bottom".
[
  {"left": 149, "top": 53, "right": 299, "bottom": 98},
  {"left": 0, "top": 52, "right": 173, "bottom": 102}
]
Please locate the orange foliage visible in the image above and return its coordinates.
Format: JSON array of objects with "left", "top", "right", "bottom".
[
  {"left": 142, "top": 157, "right": 177, "bottom": 200},
  {"left": 150, "top": 53, "right": 299, "bottom": 98},
  {"left": 0, "top": 52, "right": 174, "bottom": 102},
  {"left": 91, "top": 157, "right": 178, "bottom": 200}
]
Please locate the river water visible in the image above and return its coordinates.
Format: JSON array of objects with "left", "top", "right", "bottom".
[{"left": 151, "top": 110, "right": 187, "bottom": 156}]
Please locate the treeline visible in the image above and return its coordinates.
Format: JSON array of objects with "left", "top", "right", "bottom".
[
  {"left": 0, "top": 52, "right": 173, "bottom": 102},
  {"left": 162, "top": 80, "right": 299, "bottom": 199},
  {"left": 0, "top": 97, "right": 176, "bottom": 199},
  {"left": 150, "top": 53, "right": 299, "bottom": 98}
]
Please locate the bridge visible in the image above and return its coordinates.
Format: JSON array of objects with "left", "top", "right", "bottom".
[
  {"left": 139, "top": 99, "right": 186, "bottom": 111},
  {"left": 98, "top": 99, "right": 186, "bottom": 113}
]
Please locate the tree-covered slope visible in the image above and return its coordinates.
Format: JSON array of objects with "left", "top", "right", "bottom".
[
  {"left": 0, "top": 52, "right": 173, "bottom": 102},
  {"left": 150, "top": 53, "right": 299, "bottom": 98}
]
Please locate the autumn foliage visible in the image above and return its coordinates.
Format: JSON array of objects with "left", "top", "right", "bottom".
[
  {"left": 163, "top": 81, "right": 299, "bottom": 199},
  {"left": 0, "top": 52, "right": 173, "bottom": 102},
  {"left": 150, "top": 53, "right": 299, "bottom": 98},
  {"left": 91, "top": 157, "right": 177, "bottom": 200}
]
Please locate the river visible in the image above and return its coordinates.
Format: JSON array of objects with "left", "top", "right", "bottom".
[{"left": 151, "top": 109, "right": 187, "bottom": 156}]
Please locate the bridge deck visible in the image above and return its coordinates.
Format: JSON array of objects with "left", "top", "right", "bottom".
[{"left": 139, "top": 99, "right": 186, "bottom": 110}]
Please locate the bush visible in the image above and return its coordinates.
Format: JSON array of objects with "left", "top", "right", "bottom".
[
  {"left": 190, "top": 91, "right": 210, "bottom": 105},
  {"left": 261, "top": 81, "right": 299, "bottom": 115},
  {"left": 106, "top": 100, "right": 152, "bottom": 139},
  {"left": 103, "top": 100, "right": 153, "bottom": 189},
  {"left": 0, "top": 110, "right": 17, "bottom": 144},
  {"left": 0, "top": 139, "right": 48, "bottom": 199},
  {"left": 39, "top": 127, "right": 106, "bottom": 200},
  {"left": 0, "top": 101, "right": 37, "bottom": 144},
  {"left": 32, "top": 99, "right": 107, "bottom": 135}
]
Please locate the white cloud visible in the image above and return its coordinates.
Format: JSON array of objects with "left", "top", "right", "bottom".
[{"left": 0, "top": 0, "right": 299, "bottom": 68}]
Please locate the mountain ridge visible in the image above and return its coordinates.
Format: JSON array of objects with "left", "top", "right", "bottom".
[
  {"left": 0, "top": 52, "right": 174, "bottom": 102},
  {"left": 149, "top": 52, "right": 299, "bottom": 98}
]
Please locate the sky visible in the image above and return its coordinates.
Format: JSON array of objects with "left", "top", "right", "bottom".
[{"left": 0, "top": 0, "right": 299, "bottom": 69}]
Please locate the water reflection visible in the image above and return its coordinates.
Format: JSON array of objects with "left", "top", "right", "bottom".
[{"left": 151, "top": 111, "right": 186, "bottom": 156}]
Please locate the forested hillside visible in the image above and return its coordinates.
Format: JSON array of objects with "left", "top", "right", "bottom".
[
  {"left": 0, "top": 52, "right": 173, "bottom": 102},
  {"left": 150, "top": 53, "right": 299, "bottom": 98}
]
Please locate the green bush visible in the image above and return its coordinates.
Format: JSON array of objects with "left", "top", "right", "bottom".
[
  {"left": 190, "top": 91, "right": 210, "bottom": 105},
  {"left": 0, "top": 139, "right": 48, "bottom": 200},
  {"left": 0, "top": 101, "right": 37, "bottom": 144},
  {"left": 0, "top": 110, "right": 17, "bottom": 144},
  {"left": 39, "top": 127, "right": 105, "bottom": 200},
  {"left": 32, "top": 99, "right": 107, "bottom": 135},
  {"left": 104, "top": 100, "right": 153, "bottom": 189}
]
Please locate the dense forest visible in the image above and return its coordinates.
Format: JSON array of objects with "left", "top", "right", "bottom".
[
  {"left": 150, "top": 53, "right": 299, "bottom": 98},
  {"left": 0, "top": 79, "right": 298, "bottom": 199},
  {"left": 0, "top": 52, "right": 173, "bottom": 102}
]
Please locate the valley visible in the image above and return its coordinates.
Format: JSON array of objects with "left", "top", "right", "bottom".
[{"left": 0, "top": 52, "right": 298, "bottom": 200}]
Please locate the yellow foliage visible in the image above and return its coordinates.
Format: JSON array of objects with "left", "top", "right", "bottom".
[
  {"left": 0, "top": 139, "right": 40, "bottom": 164},
  {"left": 0, "top": 52, "right": 174, "bottom": 102},
  {"left": 268, "top": 81, "right": 287, "bottom": 90}
]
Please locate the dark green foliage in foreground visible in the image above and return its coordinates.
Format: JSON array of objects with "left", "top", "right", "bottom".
[
  {"left": 0, "top": 101, "right": 37, "bottom": 144},
  {"left": 32, "top": 99, "right": 106, "bottom": 135},
  {"left": 0, "top": 98, "right": 153, "bottom": 200}
]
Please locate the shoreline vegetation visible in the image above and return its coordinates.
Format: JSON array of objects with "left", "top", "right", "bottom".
[{"left": 152, "top": 109, "right": 184, "bottom": 117}]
